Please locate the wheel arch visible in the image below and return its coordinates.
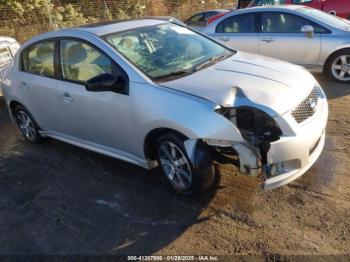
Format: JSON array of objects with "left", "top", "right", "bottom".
[
  {"left": 323, "top": 47, "right": 350, "bottom": 73},
  {"left": 9, "top": 100, "right": 22, "bottom": 115},
  {"left": 144, "top": 128, "right": 189, "bottom": 161}
]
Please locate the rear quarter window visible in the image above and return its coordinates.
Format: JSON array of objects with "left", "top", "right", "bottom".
[{"left": 21, "top": 41, "right": 55, "bottom": 77}]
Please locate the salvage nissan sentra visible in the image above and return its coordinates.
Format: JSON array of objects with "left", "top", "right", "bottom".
[{"left": 0, "top": 20, "right": 328, "bottom": 195}]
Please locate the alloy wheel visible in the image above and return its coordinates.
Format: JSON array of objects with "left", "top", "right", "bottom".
[
  {"left": 16, "top": 110, "right": 36, "bottom": 141},
  {"left": 158, "top": 141, "right": 192, "bottom": 191},
  {"left": 331, "top": 55, "right": 350, "bottom": 82}
]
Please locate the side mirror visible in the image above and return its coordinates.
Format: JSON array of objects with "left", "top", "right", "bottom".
[
  {"left": 301, "top": 25, "right": 314, "bottom": 38},
  {"left": 85, "top": 73, "right": 126, "bottom": 93}
]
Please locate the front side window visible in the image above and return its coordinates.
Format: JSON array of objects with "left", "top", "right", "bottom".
[
  {"left": 22, "top": 41, "right": 55, "bottom": 77},
  {"left": 60, "top": 40, "right": 113, "bottom": 83},
  {"left": 216, "top": 13, "right": 256, "bottom": 33},
  {"left": 261, "top": 12, "right": 327, "bottom": 33},
  {"left": 104, "top": 24, "right": 233, "bottom": 82}
]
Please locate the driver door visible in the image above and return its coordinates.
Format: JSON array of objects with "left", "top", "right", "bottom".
[
  {"left": 55, "top": 39, "right": 133, "bottom": 153},
  {"left": 258, "top": 12, "right": 321, "bottom": 67}
]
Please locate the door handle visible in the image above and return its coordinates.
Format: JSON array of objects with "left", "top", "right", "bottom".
[
  {"left": 261, "top": 38, "right": 275, "bottom": 43},
  {"left": 60, "top": 92, "right": 73, "bottom": 102},
  {"left": 19, "top": 81, "right": 30, "bottom": 90},
  {"left": 219, "top": 36, "right": 230, "bottom": 42}
]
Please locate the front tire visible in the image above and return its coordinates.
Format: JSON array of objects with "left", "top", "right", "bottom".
[
  {"left": 325, "top": 49, "right": 350, "bottom": 83},
  {"left": 156, "top": 134, "right": 215, "bottom": 195},
  {"left": 14, "top": 105, "right": 42, "bottom": 143}
]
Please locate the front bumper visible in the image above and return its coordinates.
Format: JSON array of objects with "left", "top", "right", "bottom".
[
  {"left": 263, "top": 94, "right": 328, "bottom": 190},
  {"left": 264, "top": 130, "right": 325, "bottom": 190}
]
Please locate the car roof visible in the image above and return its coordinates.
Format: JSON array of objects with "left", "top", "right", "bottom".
[
  {"left": 75, "top": 19, "right": 166, "bottom": 36},
  {"left": 219, "top": 4, "right": 307, "bottom": 17},
  {"left": 240, "top": 4, "right": 306, "bottom": 12}
]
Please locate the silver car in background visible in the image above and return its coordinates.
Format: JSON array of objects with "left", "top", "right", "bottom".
[
  {"left": 0, "top": 20, "right": 328, "bottom": 195},
  {"left": 201, "top": 5, "right": 350, "bottom": 83}
]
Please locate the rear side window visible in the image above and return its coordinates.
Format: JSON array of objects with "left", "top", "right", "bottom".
[
  {"left": 216, "top": 13, "right": 256, "bottom": 33},
  {"left": 204, "top": 11, "right": 219, "bottom": 19},
  {"left": 187, "top": 13, "right": 205, "bottom": 27},
  {"left": 261, "top": 12, "right": 328, "bottom": 34},
  {"left": 22, "top": 41, "right": 55, "bottom": 77}
]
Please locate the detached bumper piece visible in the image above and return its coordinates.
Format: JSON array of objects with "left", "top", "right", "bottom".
[{"left": 263, "top": 131, "right": 325, "bottom": 190}]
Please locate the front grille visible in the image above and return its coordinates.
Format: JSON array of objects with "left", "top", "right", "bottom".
[{"left": 291, "top": 86, "right": 319, "bottom": 124}]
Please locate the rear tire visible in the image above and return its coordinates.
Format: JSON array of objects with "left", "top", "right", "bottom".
[
  {"left": 156, "top": 134, "right": 215, "bottom": 195},
  {"left": 325, "top": 49, "right": 350, "bottom": 83},
  {"left": 14, "top": 105, "right": 42, "bottom": 144}
]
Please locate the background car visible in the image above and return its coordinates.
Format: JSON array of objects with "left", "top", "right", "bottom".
[
  {"left": 0, "top": 36, "right": 20, "bottom": 69},
  {"left": 201, "top": 5, "right": 350, "bottom": 83},
  {"left": 185, "top": 9, "right": 230, "bottom": 28},
  {"left": 0, "top": 19, "right": 328, "bottom": 195}
]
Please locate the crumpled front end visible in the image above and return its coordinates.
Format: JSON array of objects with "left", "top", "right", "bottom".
[{"left": 200, "top": 83, "right": 328, "bottom": 190}]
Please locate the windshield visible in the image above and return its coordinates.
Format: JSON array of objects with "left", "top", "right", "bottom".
[
  {"left": 298, "top": 8, "right": 350, "bottom": 31},
  {"left": 104, "top": 24, "right": 233, "bottom": 81}
]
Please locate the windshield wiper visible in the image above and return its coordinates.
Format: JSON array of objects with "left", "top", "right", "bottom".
[
  {"left": 194, "top": 53, "right": 232, "bottom": 72},
  {"left": 153, "top": 68, "right": 194, "bottom": 82},
  {"left": 153, "top": 52, "right": 233, "bottom": 82}
]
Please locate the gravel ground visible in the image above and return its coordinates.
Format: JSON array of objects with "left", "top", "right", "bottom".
[{"left": 0, "top": 74, "right": 349, "bottom": 257}]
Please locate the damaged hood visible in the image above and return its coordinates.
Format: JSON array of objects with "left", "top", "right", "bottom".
[{"left": 159, "top": 51, "right": 317, "bottom": 115}]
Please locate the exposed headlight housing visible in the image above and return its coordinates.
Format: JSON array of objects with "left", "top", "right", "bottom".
[{"left": 215, "top": 106, "right": 282, "bottom": 144}]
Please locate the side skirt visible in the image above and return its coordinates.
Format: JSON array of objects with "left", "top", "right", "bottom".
[{"left": 39, "top": 131, "right": 154, "bottom": 170}]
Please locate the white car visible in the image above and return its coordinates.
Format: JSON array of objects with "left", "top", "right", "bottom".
[
  {"left": 201, "top": 5, "right": 350, "bottom": 83},
  {"left": 0, "top": 36, "right": 20, "bottom": 69},
  {"left": 0, "top": 20, "right": 328, "bottom": 195}
]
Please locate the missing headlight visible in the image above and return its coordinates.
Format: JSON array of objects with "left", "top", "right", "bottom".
[
  {"left": 216, "top": 107, "right": 282, "bottom": 143},
  {"left": 216, "top": 106, "right": 282, "bottom": 165}
]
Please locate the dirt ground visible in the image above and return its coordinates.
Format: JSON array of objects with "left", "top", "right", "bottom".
[{"left": 0, "top": 74, "right": 349, "bottom": 257}]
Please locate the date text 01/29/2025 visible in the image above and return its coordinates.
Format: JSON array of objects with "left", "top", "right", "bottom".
[{"left": 127, "top": 255, "right": 219, "bottom": 261}]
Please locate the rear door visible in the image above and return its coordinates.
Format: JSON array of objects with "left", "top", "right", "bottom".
[
  {"left": 15, "top": 40, "right": 61, "bottom": 132},
  {"left": 257, "top": 11, "right": 322, "bottom": 67},
  {"left": 209, "top": 12, "right": 259, "bottom": 53}
]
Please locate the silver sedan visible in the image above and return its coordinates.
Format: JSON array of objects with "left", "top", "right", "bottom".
[
  {"left": 201, "top": 5, "right": 350, "bottom": 83},
  {"left": 0, "top": 20, "right": 328, "bottom": 195}
]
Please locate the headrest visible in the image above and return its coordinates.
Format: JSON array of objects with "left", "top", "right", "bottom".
[
  {"left": 36, "top": 44, "right": 53, "bottom": 60},
  {"left": 63, "top": 43, "right": 88, "bottom": 65}
]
